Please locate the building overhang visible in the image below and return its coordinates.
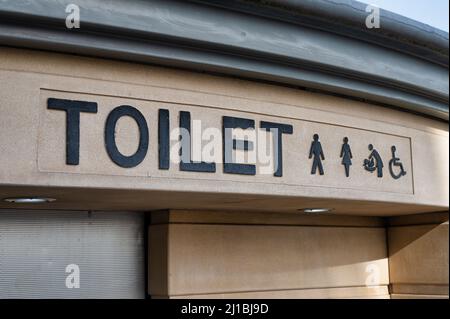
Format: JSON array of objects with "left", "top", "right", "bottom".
[{"left": 0, "top": 0, "right": 448, "bottom": 120}]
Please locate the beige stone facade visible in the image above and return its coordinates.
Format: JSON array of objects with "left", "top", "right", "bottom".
[
  {"left": 149, "top": 210, "right": 448, "bottom": 299},
  {"left": 0, "top": 47, "right": 448, "bottom": 299}
]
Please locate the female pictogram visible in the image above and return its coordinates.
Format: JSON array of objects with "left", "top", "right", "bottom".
[
  {"left": 340, "top": 137, "right": 353, "bottom": 177},
  {"left": 309, "top": 134, "right": 325, "bottom": 175},
  {"left": 389, "top": 146, "right": 407, "bottom": 179},
  {"left": 363, "top": 144, "right": 384, "bottom": 178}
]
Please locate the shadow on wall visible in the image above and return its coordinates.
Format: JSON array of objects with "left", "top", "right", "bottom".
[{"left": 387, "top": 212, "right": 449, "bottom": 294}]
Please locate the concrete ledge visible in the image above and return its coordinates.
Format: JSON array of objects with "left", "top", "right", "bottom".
[{"left": 165, "top": 286, "right": 390, "bottom": 299}]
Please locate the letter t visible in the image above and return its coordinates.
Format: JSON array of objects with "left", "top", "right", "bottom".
[{"left": 47, "top": 98, "right": 98, "bottom": 165}]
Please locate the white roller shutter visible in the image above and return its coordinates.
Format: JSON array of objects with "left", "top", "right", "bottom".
[{"left": 0, "top": 210, "right": 145, "bottom": 298}]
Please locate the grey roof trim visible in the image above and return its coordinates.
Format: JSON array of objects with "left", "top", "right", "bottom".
[
  {"left": 0, "top": 0, "right": 448, "bottom": 120},
  {"left": 200, "top": 0, "right": 449, "bottom": 66}
]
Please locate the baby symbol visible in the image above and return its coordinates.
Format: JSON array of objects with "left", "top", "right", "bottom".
[{"left": 364, "top": 144, "right": 384, "bottom": 178}]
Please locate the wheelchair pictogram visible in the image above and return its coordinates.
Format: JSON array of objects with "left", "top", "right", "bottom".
[{"left": 389, "top": 145, "right": 407, "bottom": 179}]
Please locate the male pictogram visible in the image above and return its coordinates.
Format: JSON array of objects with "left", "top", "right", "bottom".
[
  {"left": 309, "top": 134, "right": 325, "bottom": 175},
  {"left": 363, "top": 144, "right": 384, "bottom": 178},
  {"left": 340, "top": 137, "right": 353, "bottom": 177},
  {"left": 389, "top": 146, "right": 407, "bottom": 179}
]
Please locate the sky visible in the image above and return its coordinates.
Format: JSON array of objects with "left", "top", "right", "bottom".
[{"left": 360, "top": 0, "right": 449, "bottom": 32}]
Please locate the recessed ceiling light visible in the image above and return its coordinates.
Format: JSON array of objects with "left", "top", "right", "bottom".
[
  {"left": 3, "top": 197, "right": 56, "bottom": 204},
  {"left": 298, "top": 208, "right": 333, "bottom": 214}
]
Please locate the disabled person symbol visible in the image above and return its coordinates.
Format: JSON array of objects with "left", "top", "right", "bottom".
[{"left": 389, "top": 146, "right": 407, "bottom": 179}]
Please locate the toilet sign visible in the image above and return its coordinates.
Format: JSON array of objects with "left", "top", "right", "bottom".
[{"left": 38, "top": 91, "right": 413, "bottom": 195}]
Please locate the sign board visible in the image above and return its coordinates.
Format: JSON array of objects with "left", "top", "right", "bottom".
[{"left": 38, "top": 89, "right": 413, "bottom": 195}]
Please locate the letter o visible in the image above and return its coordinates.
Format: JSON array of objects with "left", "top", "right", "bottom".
[{"left": 105, "top": 105, "right": 149, "bottom": 168}]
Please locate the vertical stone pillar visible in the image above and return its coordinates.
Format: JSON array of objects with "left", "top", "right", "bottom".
[{"left": 388, "top": 212, "right": 449, "bottom": 299}]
